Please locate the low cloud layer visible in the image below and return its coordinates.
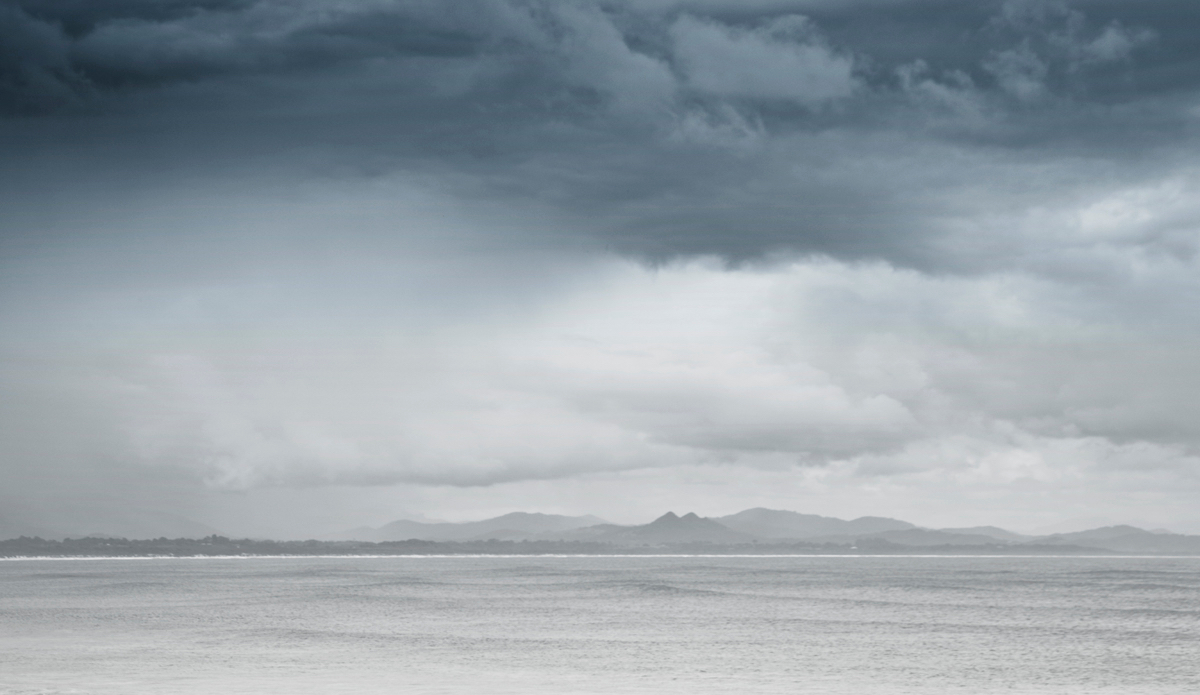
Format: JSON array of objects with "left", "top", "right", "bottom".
[{"left": 2, "top": 0, "right": 1200, "bottom": 535}]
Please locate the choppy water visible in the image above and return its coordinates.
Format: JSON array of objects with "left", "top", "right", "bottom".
[{"left": 1, "top": 555, "right": 1198, "bottom": 694}]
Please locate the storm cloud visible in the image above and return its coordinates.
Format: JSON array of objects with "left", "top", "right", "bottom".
[
  {"left": 6, "top": 0, "right": 1200, "bottom": 260},
  {"left": 2, "top": 0, "right": 1200, "bottom": 536}
]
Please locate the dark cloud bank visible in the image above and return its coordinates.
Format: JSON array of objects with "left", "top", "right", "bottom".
[
  {"left": 3, "top": 0, "right": 1200, "bottom": 537},
  {"left": 5, "top": 0, "right": 1199, "bottom": 262}
]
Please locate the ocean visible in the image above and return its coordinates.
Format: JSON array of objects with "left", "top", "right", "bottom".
[{"left": 1, "top": 555, "right": 1197, "bottom": 694}]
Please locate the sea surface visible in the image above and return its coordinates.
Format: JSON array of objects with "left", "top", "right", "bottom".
[{"left": 1, "top": 555, "right": 1197, "bottom": 694}]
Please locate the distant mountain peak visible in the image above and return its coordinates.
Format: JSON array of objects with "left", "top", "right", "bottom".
[
  {"left": 598, "top": 511, "right": 751, "bottom": 545},
  {"left": 650, "top": 512, "right": 707, "bottom": 526}
]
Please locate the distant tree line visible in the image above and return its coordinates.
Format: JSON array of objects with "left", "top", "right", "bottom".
[{"left": 0, "top": 535, "right": 1114, "bottom": 557}]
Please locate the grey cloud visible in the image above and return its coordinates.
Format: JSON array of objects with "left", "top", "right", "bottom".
[
  {"left": 983, "top": 41, "right": 1048, "bottom": 101},
  {"left": 670, "top": 14, "right": 856, "bottom": 106},
  {"left": 28, "top": 253, "right": 1198, "bottom": 495},
  {"left": 15, "top": 0, "right": 255, "bottom": 36},
  {"left": 69, "top": 2, "right": 504, "bottom": 86},
  {"left": 4, "top": 0, "right": 1199, "bottom": 268},
  {"left": 0, "top": 2, "right": 88, "bottom": 112},
  {"left": 1065, "top": 21, "right": 1155, "bottom": 66},
  {"left": 4, "top": 0, "right": 1191, "bottom": 118}
]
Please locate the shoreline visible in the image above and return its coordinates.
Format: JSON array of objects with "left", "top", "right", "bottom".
[{"left": 4, "top": 553, "right": 1198, "bottom": 560}]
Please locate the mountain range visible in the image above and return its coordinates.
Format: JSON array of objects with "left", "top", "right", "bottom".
[
  {"left": 336, "top": 508, "right": 1200, "bottom": 554},
  {"left": 6, "top": 505, "right": 1198, "bottom": 554},
  {"left": 337, "top": 512, "right": 608, "bottom": 543}
]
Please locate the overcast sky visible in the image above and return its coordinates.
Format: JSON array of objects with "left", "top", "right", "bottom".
[{"left": 3, "top": 0, "right": 1200, "bottom": 538}]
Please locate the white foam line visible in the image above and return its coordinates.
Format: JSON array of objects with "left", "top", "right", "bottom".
[{"left": 3, "top": 554, "right": 1197, "bottom": 561}]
